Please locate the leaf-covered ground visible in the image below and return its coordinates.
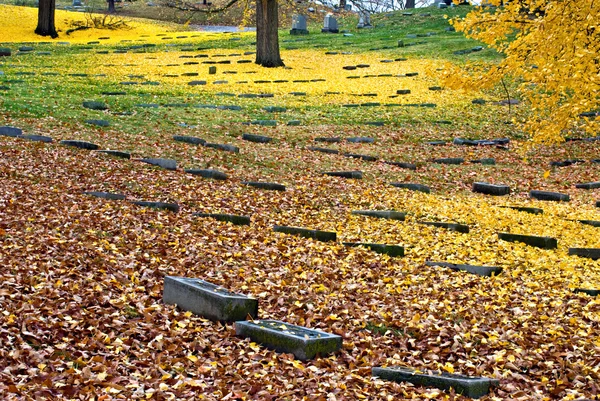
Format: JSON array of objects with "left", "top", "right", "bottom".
[{"left": 1, "top": 6, "right": 599, "bottom": 401}]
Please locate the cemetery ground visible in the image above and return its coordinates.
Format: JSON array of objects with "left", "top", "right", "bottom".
[{"left": 1, "top": 4, "right": 600, "bottom": 400}]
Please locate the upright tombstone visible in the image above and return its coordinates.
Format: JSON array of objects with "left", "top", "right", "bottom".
[
  {"left": 322, "top": 14, "right": 339, "bottom": 33},
  {"left": 290, "top": 15, "right": 309, "bottom": 35},
  {"left": 72, "top": 0, "right": 82, "bottom": 5},
  {"left": 357, "top": 11, "right": 372, "bottom": 29}
]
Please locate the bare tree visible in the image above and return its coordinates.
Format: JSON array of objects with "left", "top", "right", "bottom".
[{"left": 35, "top": 0, "right": 58, "bottom": 38}]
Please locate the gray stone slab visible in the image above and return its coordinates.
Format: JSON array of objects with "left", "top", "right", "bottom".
[
  {"left": 140, "top": 158, "right": 177, "bottom": 170},
  {"left": 132, "top": 201, "right": 180, "bottom": 212},
  {"left": 83, "top": 191, "right": 126, "bottom": 200},
  {"left": 242, "top": 133, "right": 272, "bottom": 143},
  {"left": 420, "top": 221, "right": 469, "bottom": 233},
  {"left": 549, "top": 159, "right": 584, "bottom": 167},
  {"left": 433, "top": 157, "right": 464, "bottom": 165},
  {"left": 263, "top": 106, "right": 286, "bottom": 113},
  {"left": 21, "top": 134, "right": 53, "bottom": 143},
  {"left": 471, "top": 158, "right": 496, "bottom": 165},
  {"left": 243, "top": 181, "right": 286, "bottom": 191},
  {"left": 251, "top": 120, "right": 277, "bottom": 126},
  {"left": 343, "top": 153, "right": 377, "bottom": 162},
  {"left": 193, "top": 213, "right": 250, "bottom": 226},
  {"left": 173, "top": 135, "right": 206, "bottom": 145},
  {"left": 425, "top": 261, "right": 502, "bottom": 277},
  {"left": 575, "top": 182, "right": 600, "bottom": 190},
  {"left": 351, "top": 210, "right": 406, "bottom": 221},
  {"left": 372, "top": 367, "right": 499, "bottom": 399},
  {"left": 235, "top": 320, "right": 342, "bottom": 360},
  {"left": 164, "top": 276, "right": 257, "bottom": 322},
  {"left": 185, "top": 168, "right": 228, "bottom": 180},
  {"left": 568, "top": 248, "right": 600, "bottom": 260},
  {"left": 473, "top": 182, "right": 510, "bottom": 196},
  {"left": 0, "top": 126, "right": 22, "bottom": 137},
  {"left": 323, "top": 171, "right": 363, "bottom": 179},
  {"left": 96, "top": 150, "right": 131, "bottom": 159},
  {"left": 390, "top": 182, "right": 431, "bottom": 193},
  {"left": 85, "top": 119, "right": 110, "bottom": 127},
  {"left": 273, "top": 225, "right": 336, "bottom": 242},
  {"left": 83, "top": 101, "right": 108, "bottom": 110},
  {"left": 530, "top": 190, "right": 570, "bottom": 202},
  {"left": 498, "top": 233, "right": 557, "bottom": 249},
  {"left": 343, "top": 242, "right": 404, "bottom": 257},
  {"left": 384, "top": 161, "right": 417, "bottom": 170},
  {"left": 315, "top": 137, "right": 341, "bottom": 143},
  {"left": 204, "top": 143, "right": 239, "bottom": 153},
  {"left": 307, "top": 146, "right": 339, "bottom": 155},
  {"left": 346, "top": 136, "right": 374, "bottom": 143},
  {"left": 499, "top": 206, "right": 543, "bottom": 214},
  {"left": 573, "top": 288, "right": 599, "bottom": 296},
  {"left": 60, "top": 140, "right": 100, "bottom": 150},
  {"left": 578, "top": 220, "right": 600, "bottom": 227}
]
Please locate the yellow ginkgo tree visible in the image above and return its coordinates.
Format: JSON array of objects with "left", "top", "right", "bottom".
[{"left": 447, "top": 0, "right": 600, "bottom": 144}]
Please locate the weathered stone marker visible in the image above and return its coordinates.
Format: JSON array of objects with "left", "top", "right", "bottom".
[
  {"left": 346, "top": 136, "right": 374, "bottom": 143},
  {"left": 315, "top": 137, "right": 341, "bottom": 143},
  {"left": 290, "top": 15, "right": 309, "bottom": 35},
  {"left": 60, "top": 140, "right": 100, "bottom": 150},
  {"left": 193, "top": 213, "right": 251, "bottom": 226},
  {"left": 573, "top": 288, "right": 599, "bottom": 296},
  {"left": 372, "top": 367, "right": 500, "bottom": 399},
  {"left": 21, "top": 134, "right": 53, "bottom": 143},
  {"left": 83, "top": 101, "right": 108, "bottom": 110},
  {"left": 499, "top": 206, "right": 543, "bottom": 214},
  {"left": 242, "top": 133, "right": 273, "bottom": 143},
  {"left": 433, "top": 157, "right": 464, "bottom": 165},
  {"left": 343, "top": 242, "right": 404, "bottom": 257},
  {"left": 578, "top": 220, "right": 600, "bottom": 227},
  {"left": 420, "top": 221, "right": 470, "bottom": 233},
  {"left": 273, "top": 225, "right": 336, "bottom": 242},
  {"left": 568, "top": 248, "right": 600, "bottom": 260},
  {"left": 321, "top": 14, "right": 339, "bottom": 33},
  {"left": 472, "top": 182, "right": 510, "bottom": 196},
  {"left": 235, "top": 320, "right": 342, "bottom": 360},
  {"left": 86, "top": 119, "right": 110, "bottom": 127},
  {"left": 173, "top": 135, "right": 206, "bottom": 145},
  {"left": 243, "top": 181, "right": 286, "bottom": 191},
  {"left": 351, "top": 210, "right": 406, "bottom": 221},
  {"left": 164, "top": 276, "right": 258, "bottom": 322},
  {"left": 498, "top": 233, "right": 557, "bottom": 249},
  {"left": 343, "top": 153, "right": 378, "bottom": 162},
  {"left": 204, "top": 143, "right": 240, "bottom": 153},
  {"left": 185, "top": 169, "right": 228, "bottom": 180},
  {"left": 96, "top": 150, "right": 131, "bottom": 159},
  {"left": 307, "top": 146, "right": 339, "bottom": 155},
  {"left": 575, "top": 181, "right": 600, "bottom": 190},
  {"left": 530, "top": 190, "right": 570, "bottom": 202},
  {"left": 391, "top": 182, "right": 431, "bottom": 193},
  {"left": 323, "top": 171, "right": 363, "bottom": 179},
  {"left": 83, "top": 191, "right": 126, "bottom": 200},
  {"left": 131, "top": 201, "right": 180, "bottom": 212},
  {"left": 385, "top": 161, "right": 417, "bottom": 170},
  {"left": 140, "top": 158, "right": 177, "bottom": 170},
  {"left": 0, "top": 126, "right": 23, "bottom": 137},
  {"left": 425, "top": 261, "right": 502, "bottom": 277}
]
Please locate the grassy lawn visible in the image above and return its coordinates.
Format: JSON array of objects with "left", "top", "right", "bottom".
[{"left": 1, "top": 4, "right": 599, "bottom": 400}]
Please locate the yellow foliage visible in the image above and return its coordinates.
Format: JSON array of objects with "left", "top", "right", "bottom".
[{"left": 447, "top": 0, "right": 600, "bottom": 144}]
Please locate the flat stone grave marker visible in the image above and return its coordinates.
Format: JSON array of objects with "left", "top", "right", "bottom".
[
  {"left": 19, "top": 134, "right": 52, "bottom": 143},
  {"left": 597, "top": 200, "right": 600, "bottom": 208},
  {"left": 193, "top": 213, "right": 250, "bottom": 226},
  {"left": 577, "top": 219, "right": 600, "bottom": 227},
  {"left": 83, "top": 191, "right": 126, "bottom": 200},
  {"left": 101, "top": 91, "right": 126, "bottom": 96},
  {"left": 86, "top": 119, "right": 110, "bottom": 127},
  {"left": 425, "top": 261, "right": 502, "bottom": 277},
  {"left": 204, "top": 143, "right": 239, "bottom": 153},
  {"left": 60, "top": 140, "right": 99, "bottom": 150},
  {"left": 391, "top": 182, "right": 431, "bottom": 193},
  {"left": 83, "top": 101, "right": 108, "bottom": 110},
  {"left": 352, "top": 210, "right": 406, "bottom": 221},
  {"left": 365, "top": 121, "right": 385, "bottom": 126},
  {"left": 0, "top": 126, "right": 23, "bottom": 137},
  {"left": 96, "top": 150, "right": 131, "bottom": 159},
  {"left": 264, "top": 106, "right": 286, "bottom": 112},
  {"left": 288, "top": 120, "right": 301, "bottom": 126},
  {"left": 530, "top": 190, "right": 570, "bottom": 202},
  {"left": 251, "top": 120, "right": 277, "bottom": 127},
  {"left": 343, "top": 153, "right": 377, "bottom": 162},
  {"left": 242, "top": 181, "right": 286, "bottom": 191},
  {"left": 323, "top": 171, "right": 363, "bottom": 179},
  {"left": 574, "top": 288, "right": 599, "bottom": 297},
  {"left": 131, "top": 201, "right": 180, "bottom": 212},
  {"left": 499, "top": 206, "right": 543, "bottom": 215},
  {"left": 397, "top": 89, "right": 411, "bottom": 95},
  {"left": 315, "top": 137, "right": 341, "bottom": 143},
  {"left": 188, "top": 80, "right": 207, "bottom": 86},
  {"left": 427, "top": 141, "right": 447, "bottom": 146},
  {"left": 0, "top": 48, "right": 11, "bottom": 57},
  {"left": 372, "top": 367, "right": 499, "bottom": 399},
  {"left": 173, "top": 135, "right": 206, "bottom": 145},
  {"left": 346, "top": 136, "right": 374, "bottom": 143},
  {"left": 242, "top": 133, "right": 272, "bottom": 143},
  {"left": 471, "top": 158, "right": 496, "bottom": 165},
  {"left": 235, "top": 320, "right": 342, "bottom": 361},
  {"left": 185, "top": 168, "right": 228, "bottom": 180},
  {"left": 550, "top": 159, "right": 584, "bottom": 167},
  {"left": 575, "top": 182, "right": 600, "bottom": 190},
  {"left": 140, "top": 158, "right": 177, "bottom": 171},
  {"left": 433, "top": 157, "right": 464, "bottom": 165},
  {"left": 136, "top": 103, "right": 159, "bottom": 108},
  {"left": 164, "top": 276, "right": 257, "bottom": 322},
  {"left": 307, "top": 146, "right": 339, "bottom": 155},
  {"left": 498, "top": 233, "right": 557, "bottom": 249},
  {"left": 273, "top": 225, "right": 336, "bottom": 242},
  {"left": 419, "top": 221, "right": 470, "bottom": 233},
  {"left": 473, "top": 182, "right": 510, "bottom": 196},
  {"left": 568, "top": 248, "right": 600, "bottom": 260},
  {"left": 385, "top": 161, "right": 417, "bottom": 170},
  {"left": 343, "top": 242, "right": 404, "bottom": 257}
]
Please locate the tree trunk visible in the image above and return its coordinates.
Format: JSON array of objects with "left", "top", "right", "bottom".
[
  {"left": 108, "top": 0, "right": 116, "bottom": 13},
  {"left": 35, "top": 0, "right": 58, "bottom": 38},
  {"left": 255, "top": 0, "right": 284, "bottom": 67},
  {"left": 405, "top": 0, "right": 415, "bottom": 8}
]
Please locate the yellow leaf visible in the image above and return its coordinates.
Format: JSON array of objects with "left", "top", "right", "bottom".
[
  {"left": 187, "top": 354, "right": 198, "bottom": 363},
  {"left": 543, "top": 170, "right": 550, "bottom": 179}
]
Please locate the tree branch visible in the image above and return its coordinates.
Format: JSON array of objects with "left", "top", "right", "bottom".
[{"left": 163, "top": 0, "right": 241, "bottom": 14}]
